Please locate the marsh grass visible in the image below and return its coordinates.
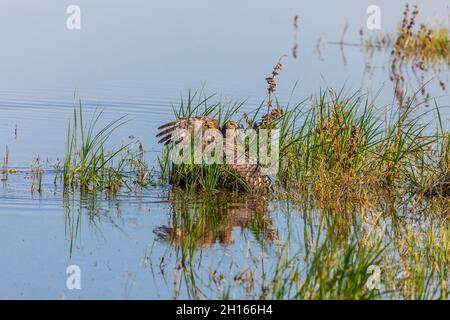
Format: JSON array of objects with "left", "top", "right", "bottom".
[
  {"left": 277, "top": 89, "right": 448, "bottom": 200},
  {"left": 63, "top": 104, "right": 153, "bottom": 195},
  {"left": 158, "top": 84, "right": 448, "bottom": 201}
]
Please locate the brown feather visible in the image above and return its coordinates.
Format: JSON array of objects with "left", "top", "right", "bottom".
[
  {"left": 158, "top": 122, "right": 177, "bottom": 130},
  {"left": 158, "top": 134, "right": 174, "bottom": 145},
  {"left": 157, "top": 117, "right": 272, "bottom": 192},
  {"left": 156, "top": 126, "right": 176, "bottom": 138}
]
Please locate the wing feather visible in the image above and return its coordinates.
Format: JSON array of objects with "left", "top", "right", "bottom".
[{"left": 156, "top": 116, "right": 218, "bottom": 146}]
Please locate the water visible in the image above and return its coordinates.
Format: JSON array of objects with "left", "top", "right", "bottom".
[{"left": 0, "top": 0, "right": 449, "bottom": 299}]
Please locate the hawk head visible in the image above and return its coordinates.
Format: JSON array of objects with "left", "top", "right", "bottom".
[{"left": 223, "top": 120, "right": 239, "bottom": 131}]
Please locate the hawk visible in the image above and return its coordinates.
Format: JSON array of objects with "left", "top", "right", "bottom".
[{"left": 156, "top": 115, "right": 273, "bottom": 192}]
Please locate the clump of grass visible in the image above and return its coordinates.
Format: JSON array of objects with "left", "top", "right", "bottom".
[
  {"left": 159, "top": 85, "right": 447, "bottom": 198},
  {"left": 63, "top": 104, "right": 153, "bottom": 195},
  {"left": 277, "top": 88, "right": 448, "bottom": 201},
  {"left": 63, "top": 104, "right": 128, "bottom": 193},
  {"left": 390, "top": 4, "right": 449, "bottom": 105},
  {"left": 158, "top": 51, "right": 447, "bottom": 197}
]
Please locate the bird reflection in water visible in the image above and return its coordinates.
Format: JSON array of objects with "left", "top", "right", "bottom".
[{"left": 154, "top": 192, "right": 275, "bottom": 247}]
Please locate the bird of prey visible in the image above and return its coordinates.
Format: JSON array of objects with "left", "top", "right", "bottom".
[{"left": 156, "top": 115, "right": 273, "bottom": 192}]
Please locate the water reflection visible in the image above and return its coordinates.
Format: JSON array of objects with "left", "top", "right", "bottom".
[
  {"left": 154, "top": 192, "right": 275, "bottom": 248},
  {"left": 63, "top": 191, "right": 146, "bottom": 258}
]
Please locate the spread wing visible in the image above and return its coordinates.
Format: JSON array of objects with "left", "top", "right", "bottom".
[{"left": 156, "top": 116, "right": 219, "bottom": 146}]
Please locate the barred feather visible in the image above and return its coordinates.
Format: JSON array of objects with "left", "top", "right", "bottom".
[{"left": 156, "top": 116, "right": 272, "bottom": 192}]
